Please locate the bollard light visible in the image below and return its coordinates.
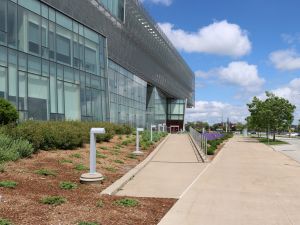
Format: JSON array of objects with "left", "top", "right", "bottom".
[
  {"left": 158, "top": 124, "right": 163, "bottom": 132},
  {"left": 150, "top": 124, "right": 156, "bottom": 142},
  {"left": 80, "top": 128, "right": 105, "bottom": 184},
  {"left": 162, "top": 123, "right": 166, "bottom": 132},
  {"left": 133, "top": 128, "right": 144, "bottom": 155}
]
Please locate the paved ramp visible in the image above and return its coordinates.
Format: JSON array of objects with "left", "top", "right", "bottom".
[
  {"left": 159, "top": 136, "right": 300, "bottom": 225},
  {"left": 116, "top": 134, "right": 207, "bottom": 198}
]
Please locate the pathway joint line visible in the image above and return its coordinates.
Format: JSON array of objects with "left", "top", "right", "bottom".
[{"left": 179, "top": 143, "right": 228, "bottom": 199}]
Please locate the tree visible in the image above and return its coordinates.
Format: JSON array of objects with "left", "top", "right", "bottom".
[
  {"left": 0, "top": 98, "right": 19, "bottom": 125},
  {"left": 247, "top": 92, "right": 296, "bottom": 141}
]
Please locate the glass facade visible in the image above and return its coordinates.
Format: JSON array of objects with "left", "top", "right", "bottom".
[
  {"left": 108, "top": 60, "right": 147, "bottom": 127},
  {"left": 146, "top": 86, "right": 167, "bottom": 128},
  {"left": 0, "top": 0, "right": 107, "bottom": 121},
  {"left": 98, "top": 0, "right": 125, "bottom": 22},
  {"left": 167, "top": 99, "right": 185, "bottom": 121}
]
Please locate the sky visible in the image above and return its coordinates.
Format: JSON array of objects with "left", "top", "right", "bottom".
[{"left": 140, "top": 0, "right": 300, "bottom": 125}]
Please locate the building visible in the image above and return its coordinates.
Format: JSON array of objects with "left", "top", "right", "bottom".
[{"left": 0, "top": 0, "right": 195, "bottom": 130}]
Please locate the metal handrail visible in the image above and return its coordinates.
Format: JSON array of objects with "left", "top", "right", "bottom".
[{"left": 189, "top": 127, "right": 207, "bottom": 156}]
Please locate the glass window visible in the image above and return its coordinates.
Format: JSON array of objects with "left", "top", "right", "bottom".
[
  {"left": 18, "top": 52, "right": 27, "bottom": 71},
  {"left": 56, "top": 12, "right": 72, "bottom": 30},
  {"left": 18, "top": 0, "right": 40, "bottom": 15},
  {"left": 41, "top": 4, "right": 48, "bottom": 18},
  {"left": 41, "top": 18, "right": 49, "bottom": 58},
  {"left": 18, "top": 71, "right": 27, "bottom": 111},
  {"left": 50, "top": 62, "right": 57, "bottom": 113},
  {"left": 64, "top": 66, "right": 73, "bottom": 82},
  {"left": 85, "top": 39, "right": 99, "bottom": 74},
  {"left": 56, "top": 26, "right": 71, "bottom": 65},
  {"left": 0, "top": 46, "right": 7, "bottom": 66},
  {"left": 7, "top": 1, "right": 17, "bottom": 48},
  {"left": 0, "top": 66, "right": 7, "bottom": 98},
  {"left": 64, "top": 82, "right": 80, "bottom": 120},
  {"left": 28, "top": 55, "right": 41, "bottom": 74},
  {"left": 28, "top": 74, "right": 49, "bottom": 120},
  {"left": 49, "top": 22, "right": 55, "bottom": 60},
  {"left": 0, "top": 0, "right": 7, "bottom": 44},
  {"left": 42, "top": 59, "right": 49, "bottom": 77},
  {"left": 57, "top": 80, "right": 64, "bottom": 114},
  {"left": 28, "top": 12, "right": 41, "bottom": 55}
]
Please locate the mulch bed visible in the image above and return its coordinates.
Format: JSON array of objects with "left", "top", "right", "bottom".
[{"left": 0, "top": 135, "right": 176, "bottom": 225}]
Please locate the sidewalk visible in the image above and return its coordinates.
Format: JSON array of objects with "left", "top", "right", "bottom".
[
  {"left": 159, "top": 136, "right": 300, "bottom": 225},
  {"left": 116, "top": 134, "right": 207, "bottom": 198}
]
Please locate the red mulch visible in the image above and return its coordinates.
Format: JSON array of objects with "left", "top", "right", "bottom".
[{"left": 0, "top": 135, "right": 176, "bottom": 225}]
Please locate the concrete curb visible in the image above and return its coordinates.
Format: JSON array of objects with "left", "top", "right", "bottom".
[{"left": 100, "top": 134, "right": 171, "bottom": 196}]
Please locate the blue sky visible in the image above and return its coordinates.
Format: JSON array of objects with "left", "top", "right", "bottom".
[{"left": 141, "top": 0, "right": 300, "bottom": 124}]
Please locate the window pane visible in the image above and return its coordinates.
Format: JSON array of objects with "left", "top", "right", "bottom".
[
  {"left": 0, "top": 66, "right": 7, "bottom": 98},
  {"left": 64, "top": 82, "right": 80, "bottom": 120},
  {"left": 56, "top": 26, "right": 71, "bottom": 65},
  {"left": 18, "top": 71, "right": 27, "bottom": 111},
  {"left": 18, "top": 52, "right": 27, "bottom": 71},
  {"left": 28, "top": 55, "right": 41, "bottom": 74},
  {"left": 18, "top": 0, "right": 40, "bottom": 15},
  {"left": 28, "top": 12, "right": 41, "bottom": 55},
  {"left": 0, "top": 46, "right": 7, "bottom": 66},
  {"left": 50, "top": 62, "right": 57, "bottom": 113},
  {"left": 57, "top": 80, "right": 64, "bottom": 114},
  {"left": 28, "top": 74, "right": 49, "bottom": 120},
  {"left": 7, "top": 1, "right": 17, "bottom": 48}
]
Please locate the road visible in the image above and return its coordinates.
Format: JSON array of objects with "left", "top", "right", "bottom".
[{"left": 274, "top": 137, "right": 300, "bottom": 163}]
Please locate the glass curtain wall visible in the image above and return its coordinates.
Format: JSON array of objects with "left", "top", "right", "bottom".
[
  {"left": 146, "top": 86, "right": 167, "bottom": 128},
  {"left": 98, "top": 0, "right": 125, "bottom": 21},
  {"left": 0, "top": 0, "right": 107, "bottom": 121},
  {"left": 108, "top": 60, "right": 146, "bottom": 128},
  {"left": 167, "top": 99, "right": 185, "bottom": 121}
]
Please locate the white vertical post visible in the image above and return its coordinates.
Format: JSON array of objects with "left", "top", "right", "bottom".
[
  {"left": 151, "top": 125, "right": 156, "bottom": 142},
  {"left": 133, "top": 128, "right": 144, "bottom": 155},
  {"left": 80, "top": 128, "right": 105, "bottom": 183},
  {"left": 162, "top": 123, "right": 166, "bottom": 132}
]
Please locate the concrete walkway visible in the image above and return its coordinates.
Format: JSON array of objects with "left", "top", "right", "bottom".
[
  {"left": 274, "top": 137, "right": 300, "bottom": 163},
  {"left": 159, "top": 136, "right": 300, "bottom": 225},
  {"left": 116, "top": 134, "right": 207, "bottom": 198}
]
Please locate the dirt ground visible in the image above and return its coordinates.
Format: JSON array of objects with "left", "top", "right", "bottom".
[{"left": 0, "top": 135, "right": 176, "bottom": 225}]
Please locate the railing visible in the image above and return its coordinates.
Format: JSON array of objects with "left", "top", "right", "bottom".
[{"left": 189, "top": 127, "right": 207, "bottom": 156}]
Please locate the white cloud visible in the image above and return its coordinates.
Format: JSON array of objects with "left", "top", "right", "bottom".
[
  {"left": 158, "top": 20, "right": 251, "bottom": 57},
  {"left": 281, "top": 33, "right": 300, "bottom": 45},
  {"left": 186, "top": 101, "right": 248, "bottom": 124},
  {"left": 140, "top": 0, "right": 172, "bottom": 6},
  {"left": 217, "top": 61, "right": 265, "bottom": 92},
  {"left": 195, "top": 62, "right": 265, "bottom": 93},
  {"left": 269, "top": 49, "right": 300, "bottom": 71}
]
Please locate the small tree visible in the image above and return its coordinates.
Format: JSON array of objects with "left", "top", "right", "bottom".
[
  {"left": 0, "top": 98, "right": 18, "bottom": 125},
  {"left": 247, "top": 92, "right": 296, "bottom": 141}
]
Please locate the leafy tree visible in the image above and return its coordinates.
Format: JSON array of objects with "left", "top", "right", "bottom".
[
  {"left": 247, "top": 92, "right": 296, "bottom": 141},
  {"left": 0, "top": 98, "right": 18, "bottom": 125}
]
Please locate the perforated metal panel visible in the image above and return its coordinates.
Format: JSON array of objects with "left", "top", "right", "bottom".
[{"left": 41, "top": 0, "right": 195, "bottom": 106}]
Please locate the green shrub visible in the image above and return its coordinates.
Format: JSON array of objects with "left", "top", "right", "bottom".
[
  {"left": 70, "top": 153, "right": 82, "bottom": 158},
  {"left": 104, "top": 166, "right": 117, "bottom": 172},
  {"left": 78, "top": 222, "right": 100, "bottom": 225},
  {"left": 114, "top": 159, "right": 124, "bottom": 164},
  {"left": 121, "top": 140, "right": 129, "bottom": 146},
  {"left": 59, "top": 181, "right": 77, "bottom": 190},
  {"left": 59, "top": 159, "right": 73, "bottom": 164},
  {"left": 74, "top": 164, "right": 88, "bottom": 171},
  {"left": 113, "top": 198, "right": 139, "bottom": 207},
  {"left": 126, "top": 153, "right": 137, "bottom": 159},
  {"left": 41, "top": 196, "right": 66, "bottom": 205},
  {"left": 0, "top": 164, "right": 5, "bottom": 173},
  {"left": 0, "top": 98, "right": 18, "bottom": 125},
  {"left": 96, "top": 152, "right": 107, "bottom": 159},
  {"left": 0, "top": 180, "right": 17, "bottom": 188},
  {"left": 35, "top": 169, "right": 56, "bottom": 176},
  {"left": 100, "top": 146, "right": 108, "bottom": 150},
  {"left": 0, "top": 218, "right": 13, "bottom": 225},
  {"left": 0, "top": 133, "right": 34, "bottom": 163},
  {"left": 96, "top": 200, "right": 104, "bottom": 208}
]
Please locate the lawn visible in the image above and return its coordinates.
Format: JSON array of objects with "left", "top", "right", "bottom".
[
  {"left": 0, "top": 134, "right": 174, "bottom": 225},
  {"left": 257, "top": 138, "right": 289, "bottom": 145}
]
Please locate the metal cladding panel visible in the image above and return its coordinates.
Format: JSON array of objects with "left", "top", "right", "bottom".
[{"left": 41, "top": 0, "right": 195, "bottom": 106}]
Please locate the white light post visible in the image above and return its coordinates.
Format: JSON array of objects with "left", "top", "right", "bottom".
[
  {"left": 162, "top": 123, "right": 166, "bottom": 132},
  {"left": 150, "top": 124, "right": 156, "bottom": 142},
  {"left": 133, "top": 128, "right": 144, "bottom": 155},
  {"left": 158, "top": 124, "right": 163, "bottom": 132},
  {"left": 80, "top": 128, "right": 105, "bottom": 183}
]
